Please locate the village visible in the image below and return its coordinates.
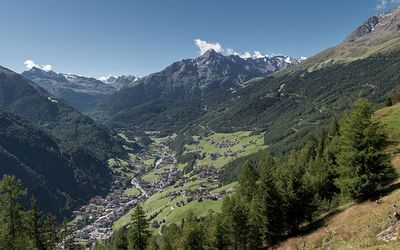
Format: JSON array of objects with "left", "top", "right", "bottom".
[{"left": 70, "top": 134, "right": 239, "bottom": 247}]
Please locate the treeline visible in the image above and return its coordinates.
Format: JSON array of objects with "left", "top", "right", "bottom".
[
  {"left": 96, "top": 98, "right": 396, "bottom": 249},
  {"left": 0, "top": 175, "right": 59, "bottom": 250}
]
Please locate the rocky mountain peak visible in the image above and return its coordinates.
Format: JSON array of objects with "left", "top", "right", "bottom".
[{"left": 347, "top": 7, "right": 400, "bottom": 43}]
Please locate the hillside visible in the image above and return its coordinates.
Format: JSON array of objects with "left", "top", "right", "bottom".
[
  {"left": 0, "top": 109, "right": 112, "bottom": 218},
  {"left": 89, "top": 49, "right": 302, "bottom": 129},
  {"left": 0, "top": 66, "right": 124, "bottom": 160},
  {"left": 87, "top": 8, "right": 400, "bottom": 155},
  {"left": 275, "top": 103, "right": 400, "bottom": 250},
  {"left": 0, "top": 66, "right": 127, "bottom": 218},
  {"left": 297, "top": 8, "right": 400, "bottom": 72}
]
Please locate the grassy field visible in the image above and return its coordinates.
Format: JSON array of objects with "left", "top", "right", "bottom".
[
  {"left": 276, "top": 103, "right": 400, "bottom": 249},
  {"left": 124, "top": 187, "right": 140, "bottom": 197},
  {"left": 184, "top": 131, "right": 267, "bottom": 168},
  {"left": 375, "top": 103, "right": 400, "bottom": 132},
  {"left": 113, "top": 131, "right": 261, "bottom": 231},
  {"left": 141, "top": 164, "right": 172, "bottom": 183}
]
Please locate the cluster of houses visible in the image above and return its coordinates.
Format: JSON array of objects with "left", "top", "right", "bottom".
[
  {"left": 71, "top": 177, "right": 145, "bottom": 246},
  {"left": 210, "top": 139, "right": 239, "bottom": 148},
  {"left": 136, "top": 164, "right": 182, "bottom": 198}
]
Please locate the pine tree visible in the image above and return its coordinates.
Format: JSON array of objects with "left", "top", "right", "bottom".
[
  {"left": 178, "top": 213, "right": 206, "bottom": 250},
  {"left": 160, "top": 223, "right": 181, "bottom": 250},
  {"left": 113, "top": 228, "right": 128, "bottom": 250},
  {"left": 29, "top": 197, "right": 45, "bottom": 250},
  {"left": 251, "top": 154, "right": 282, "bottom": 246},
  {"left": 208, "top": 215, "right": 229, "bottom": 250},
  {"left": 237, "top": 161, "right": 258, "bottom": 203},
  {"left": 221, "top": 196, "right": 248, "bottom": 250},
  {"left": 335, "top": 99, "right": 397, "bottom": 201},
  {"left": 42, "top": 213, "right": 57, "bottom": 250},
  {"left": 0, "top": 175, "right": 29, "bottom": 250},
  {"left": 330, "top": 116, "right": 340, "bottom": 137},
  {"left": 128, "top": 205, "right": 150, "bottom": 250}
]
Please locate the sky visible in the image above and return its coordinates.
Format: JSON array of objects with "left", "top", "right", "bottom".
[{"left": 0, "top": 0, "right": 398, "bottom": 79}]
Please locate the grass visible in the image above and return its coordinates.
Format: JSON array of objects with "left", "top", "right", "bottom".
[
  {"left": 184, "top": 131, "right": 267, "bottom": 168},
  {"left": 375, "top": 103, "right": 400, "bottom": 132},
  {"left": 124, "top": 187, "right": 140, "bottom": 197},
  {"left": 276, "top": 104, "right": 400, "bottom": 249},
  {"left": 141, "top": 164, "right": 172, "bottom": 183},
  {"left": 113, "top": 131, "right": 260, "bottom": 231}
]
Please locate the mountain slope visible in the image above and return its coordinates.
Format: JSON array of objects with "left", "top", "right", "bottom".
[
  {"left": 21, "top": 67, "right": 136, "bottom": 111},
  {"left": 299, "top": 8, "right": 400, "bottom": 72},
  {"left": 276, "top": 103, "right": 400, "bottom": 249},
  {"left": 0, "top": 66, "right": 127, "bottom": 217},
  {"left": 0, "top": 109, "right": 112, "bottom": 217},
  {"left": 90, "top": 50, "right": 302, "bottom": 128},
  {"left": 0, "top": 66, "right": 124, "bottom": 159}
]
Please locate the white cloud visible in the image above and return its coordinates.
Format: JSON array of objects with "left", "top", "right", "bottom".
[
  {"left": 42, "top": 64, "right": 53, "bottom": 72},
  {"left": 376, "top": 0, "right": 400, "bottom": 9},
  {"left": 194, "top": 39, "right": 224, "bottom": 55},
  {"left": 24, "top": 59, "right": 38, "bottom": 70},
  {"left": 194, "top": 38, "right": 273, "bottom": 59},
  {"left": 23, "top": 59, "right": 53, "bottom": 71},
  {"left": 99, "top": 76, "right": 109, "bottom": 82}
]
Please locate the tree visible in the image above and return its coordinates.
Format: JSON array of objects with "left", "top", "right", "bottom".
[
  {"left": 221, "top": 196, "right": 249, "bottom": 250},
  {"left": 113, "top": 228, "right": 128, "bottom": 250},
  {"left": 160, "top": 223, "right": 181, "bottom": 250},
  {"left": 208, "top": 214, "right": 229, "bottom": 250},
  {"left": 42, "top": 213, "right": 57, "bottom": 250},
  {"left": 335, "top": 99, "right": 397, "bottom": 201},
  {"left": 330, "top": 116, "right": 340, "bottom": 137},
  {"left": 128, "top": 205, "right": 150, "bottom": 250},
  {"left": 29, "top": 197, "right": 45, "bottom": 250},
  {"left": 178, "top": 213, "right": 207, "bottom": 250},
  {"left": 251, "top": 154, "right": 283, "bottom": 246},
  {"left": 0, "top": 175, "right": 30, "bottom": 250},
  {"left": 237, "top": 161, "right": 258, "bottom": 203}
]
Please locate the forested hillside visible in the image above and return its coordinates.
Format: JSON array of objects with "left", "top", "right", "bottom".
[{"left": 0, "top": 66, "right": 126, "bottom": 218}]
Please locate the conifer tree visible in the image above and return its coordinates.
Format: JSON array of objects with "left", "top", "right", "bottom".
[
  {"left": 113, "top": 228, "right": 128, "bottom": 250},
  {"left": 0, "top": 175, "right": 29, "bottom": 250},
  {"left": 178, "top": 213, "right": 206, "bottom": 250},
  {"left": 128, "top": 205, "right": 150, "bottom": 250},
  {"left": 29, "top": 197, "right": 45, "bottom": 250},
  {"left": 237, "top": 161, "right": 258, "bottom": 203},
  {"left": 42, "top": 213, "right": 57, "bottom": 250},
  {"left": 335, "top": 99, "right": 396, "bottom": 201},
  {"left": 251, "top": 154, "right": 282, "bottom": 245}
]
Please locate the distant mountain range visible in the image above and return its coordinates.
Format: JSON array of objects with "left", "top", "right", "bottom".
[
  {"left": 21, "top": 67, "right": 137, "bottom": 111},
  {"left": 89, "top": 49, "right": 304, "bottom": 122},
  {"left": 88, "top": 7, "right": 400, "bottom": 153}
]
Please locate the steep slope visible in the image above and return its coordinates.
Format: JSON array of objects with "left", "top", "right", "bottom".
[
  {"left": 299, "top": 8, "right": 400, "bottom": 72},
  {"left": 90, "top": 49, "right": 302, "bottom": 129},
  {"left": 0, "top": 66, "right": 124, "bottom": 159},
  {"left": 276, "top": 103, "right": 400, "bottom": 249},
  {"left": 0, "top": 66, "right": 127, "bottom": 217},
  {"left": 21, "top": 67, "right": 133, "bottom": 111},
  {"left": 0, "top": 109, "right": 112, "bottom": 218}
]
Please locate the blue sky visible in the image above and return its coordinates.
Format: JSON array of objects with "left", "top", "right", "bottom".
[{"left": 0, "top": 0, "right": 397, "bottom": 78}]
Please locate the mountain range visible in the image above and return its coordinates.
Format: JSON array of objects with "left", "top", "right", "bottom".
[
  {"left": 89, "top": 7, "right": 400, "bottom": 153},
  {"left": 88, "top": 49, "right": 304, "bottom": 127},
  {"left": 21, "top": 67, "right": 137, "bottom": 111}
]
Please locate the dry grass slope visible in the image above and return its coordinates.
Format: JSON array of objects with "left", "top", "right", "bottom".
[{"left": 277, "top": 104, "right": 400, "bottom": 250}]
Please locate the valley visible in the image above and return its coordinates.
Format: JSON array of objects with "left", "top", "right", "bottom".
[
  {"left": 3, "top": 3, "right": 400, "bottom": 249},
  {"left": 69, "top": 130, "right": 265, "bottom": 247}
]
